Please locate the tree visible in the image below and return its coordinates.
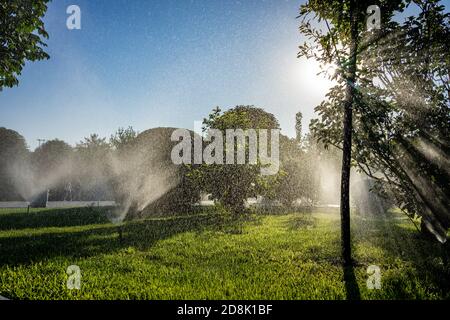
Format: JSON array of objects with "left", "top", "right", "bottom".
[
  {"left": 0, "top": 127, "right": 29, "bottom": 200},
  {"left": 198, "top": 106, "right": 280, "bottom": 214},
  {"left": 75, "top": 134, "right": 113, "bottom": 201},
  {"left": 271, "top": 134, "right": 320, "bottom": 208},
  {"left": 33, "top": 139, "right": 73, "bottom": 175},
  {"left": 111, "top": 127, "right": 201, "bottom": 219},
  {"left": 110, "top": 126, "right": 138, "bottom": 152},
  {"left": 301, "top": 0, "right": 449, "bottom": 247},
  {"left": 299, "top": 0, "right": 360, "bottom": 265},
  {"left": 352, "top": 0, "right": 450, "bottom": 242},
  {"left": 77, "top": 134, "right": 110, "bottom": 155},
  {"left": 270, "top": 116, "right": 321, "bottom": 208},
  {"left": 32, "top": 139, "right": 74, "bottom": 201},
  {"left": 298, "top": 0, "right": 405, "bottom": 264},
  {"left": 0, "top": 0, "right": 50, "bottom": 90}
]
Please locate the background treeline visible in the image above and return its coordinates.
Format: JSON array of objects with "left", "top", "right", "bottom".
[
  {"left": 0, "top": 108, "right": 344, "bottom": 213},
  {"left": 0, "top": 128, "right": 118, "bottom": 201}
]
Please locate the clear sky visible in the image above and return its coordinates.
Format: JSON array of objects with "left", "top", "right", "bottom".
[{"left": 0, "top": 0, "right": 443, "bottom": 150}]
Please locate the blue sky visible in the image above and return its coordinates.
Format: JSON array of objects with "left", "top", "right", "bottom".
[{"left": 0, "top": 0, "right": 446, "bottom": 150}]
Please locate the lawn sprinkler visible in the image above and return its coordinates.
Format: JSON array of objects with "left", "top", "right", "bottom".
[{"left": 109, "top": 214, "right": 125, "bottom": 244}]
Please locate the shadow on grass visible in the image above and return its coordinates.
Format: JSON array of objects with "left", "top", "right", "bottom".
[
  {"left": 343, "top": 265, "right": 361, "bottom": 300},
  {"left": 0, "top": 207, "right": 110, "bottom": 231},
  {"left": 0, "top": 212, "right": 224, "bottom": 266},
  {"left": 354, "top": 214, "right": 450, "bottom": 299}
]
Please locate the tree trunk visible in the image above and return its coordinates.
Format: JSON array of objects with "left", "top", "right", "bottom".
[{"left": 340, "top": 0, "right": 359, "bottom": 266}]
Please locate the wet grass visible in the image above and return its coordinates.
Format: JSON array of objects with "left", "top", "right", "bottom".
[{"left": 0, "top": 207, "right": 448, "bottom": 300}]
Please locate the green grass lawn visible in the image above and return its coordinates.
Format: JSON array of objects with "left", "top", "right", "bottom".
[{"left": 0, "top": 207, "right": 448, "bottom": 300}]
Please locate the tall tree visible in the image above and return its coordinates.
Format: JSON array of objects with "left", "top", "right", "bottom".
[
  {"left": 298, "top": 0, "right": 405, "bottom": 265},
  {"left": 339, "top": 0, "right": 359, "bottom": 265},
  {"left": 0, "top": 0, "right": 50, "bottom": 90},
  {"left": 298, "top": 0, "right": 360, "bottom": 265},
  {"left": 301, "top": 0, "right": 449, "bottom": 246}
]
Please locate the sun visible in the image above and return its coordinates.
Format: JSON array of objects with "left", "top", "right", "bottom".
[{"left": 293, "top": 58, "right": 337, "bottom": 96}]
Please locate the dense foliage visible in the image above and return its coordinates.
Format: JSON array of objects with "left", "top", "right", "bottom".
[
  {"left": 0, "top": 0, "right": 50, "bottom": 89},
  {"left": 300, "top": 0, "right": 449, "bottom": 242}
]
